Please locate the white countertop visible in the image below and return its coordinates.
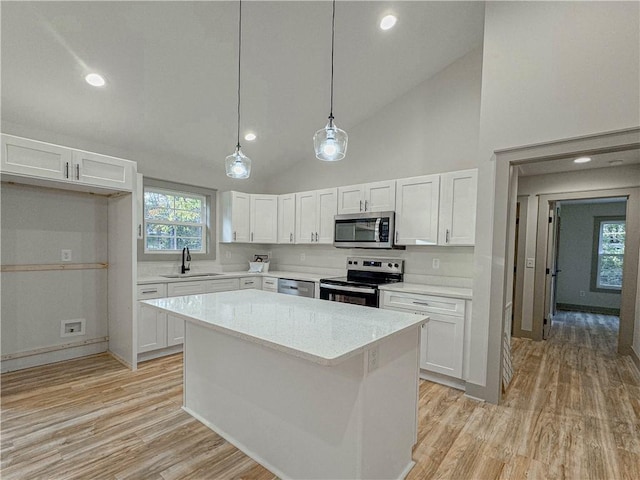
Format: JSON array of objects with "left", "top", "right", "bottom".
[
  {"left": 379, "top": 283, "right": 472, "bottom": 300},
  {"left": 137, "top": 269, "right": 334, "bottom": 285},
  {"left": 143, "top": 289, "right": 427, "bottom": 366}
]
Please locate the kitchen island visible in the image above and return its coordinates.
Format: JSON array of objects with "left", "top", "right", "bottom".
[{"left": 143, "top": 290, "right": 427, "bottom": 480}]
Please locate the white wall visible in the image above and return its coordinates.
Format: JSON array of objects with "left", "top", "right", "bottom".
[
  {"left": 264, "top": 48, "right": 482, "bottom": 193},
  {"left": 556, "top": 201, "right": 626, "bottom": 310},
  {"left": 473, "top": 0, "right": 640, "bottom": 401},
  {"left": 1, "top": 183, "right": 108, "bottom": 364}
]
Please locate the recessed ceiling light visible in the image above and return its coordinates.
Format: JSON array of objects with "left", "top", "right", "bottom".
[
  {"left": 573, "top": 156, "right": 591, "bottom": 164},
  {"left": 244, "top": 133, "right": 257, "bottom": 141},
  {"left": 85, "top": 73, "right": 106, "bottom": 87},
  {"left": 380, "top": 14, "right": 397, "bottom": 31}
]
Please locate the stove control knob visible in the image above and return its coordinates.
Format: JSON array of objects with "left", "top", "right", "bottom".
[
  {"left": 348, "top": 261, "right": 352, "bottom": 265},
  {"left": 394, "top": 263, "right": 399, "bottom": 268},
  {"left": 354, "top": 261, "right": 358, "bottom": 265},
  {"left": 387, "top": 263, "right": 393, "bottom": 268}
]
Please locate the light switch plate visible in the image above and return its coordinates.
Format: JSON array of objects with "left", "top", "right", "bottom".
[
  {"left": 432, "top": 258, "right": 440, "bottom": 269},
  {"left": 61, "top": 249, "right": 72, "bottom": 262}
]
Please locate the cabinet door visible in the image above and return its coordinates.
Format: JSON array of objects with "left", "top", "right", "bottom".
[
  {"left": 167, "top": 281, "right": 207, "bottom": 297},
  {"left": 239, "top": 277, "right": 262, "bottom": 289},
  {"left": 395, "top": 175, "right": 440, "bottom": 245},
  {"left": 230, "top": 191, "right": 251, "bottom": 243},
  {"left": 316, "top": 188, "right": 338, "bottom": 244},
  {"left": 250, "top": 194, "right": 278, "bottom": 243},
  {"left": 166, "top": 314, "right": 184, "bottom": 347},
  {"left": 278, "top": 194, "right": 296, "bottom": 243},
  {"left": 295, "top": 191, "right": 317, "bottom": 244},
  {"left": 337, "top": 184, "right": 364, "bottom": 214},
  {"left": 438, "top": 169, "right": 477, "bottom": 246},
  {"left": 72, "top": 150, "right": 134, "bottom": 191},
  {"left": 262, "top": 276, "right": 278, "bottom": 292},
  {"left": 365, "top": 180, "right": 396, "bottom": 213},
  {"left": 204, "top": 278, "right": 240, "bottom": 292},
  {"left": 138, "top": 304, "right": 168, "bottom": 353},
  {"left": 136, "top": 173, "right": 144, "bottom": 240},
  {"left": 420, "top": 312, "right": 464, "bottom": 378},
  {"left": 1, "top": 134, "right": 72, "bottom": 181}
]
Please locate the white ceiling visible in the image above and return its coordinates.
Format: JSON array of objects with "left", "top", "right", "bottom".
[
  {"left": 1, "top": 1, "right": 485, "bottom": 184},
  {"left": 517, "top": 148, "right": 640, "bottom": 177}
]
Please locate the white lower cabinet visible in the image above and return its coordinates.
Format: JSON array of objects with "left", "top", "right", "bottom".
[
  {"left": 262, "top": 276, "right": 278, "bottom": 292},
  {"left": 167, "top": 314, "right": 185, "bottom": 346},
  {"left": 137, "top": 283, "right": 169, "bottom": 354},
  {"left": 381, "top": 290, "right": 468, "bottom": 382},
  {"left": 240, "top": 276, "right": 262, "bottom": 289}
]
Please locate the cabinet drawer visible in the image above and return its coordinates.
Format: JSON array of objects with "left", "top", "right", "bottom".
[
  {"left": 167, "top": 281, "right": 208, "bottom": 297},
  {"left": 137, "top": 283, "right": 168, "bottom": 300},
  {"left": 240, "top": 277, "right": 262, "bottom": 290},
  {"left": 203, "top": 278, "right": 240, "bottom": 293},
  {"left": 263, "top": 276, "right": 278, "bottom": 292},
  {"left": 382, "top": 291, "right": 465, "bottom": 317}
]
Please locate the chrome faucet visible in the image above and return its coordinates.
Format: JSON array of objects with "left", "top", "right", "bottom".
[{"left": 181, "top": 247, "right": 191, "bottom": 274}]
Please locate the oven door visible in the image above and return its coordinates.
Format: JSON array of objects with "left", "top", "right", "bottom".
[{"left": 319, "top": 283, "right": 379, "bottom": 308}]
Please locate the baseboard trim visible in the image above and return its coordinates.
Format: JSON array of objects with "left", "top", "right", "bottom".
[
  {"left": 556, "top": 303, "right": 620, "bottom": 316},
  {"left": 420, "top": 370, "right": 465, "bottom": 391},
  {"left": 1, "top": 341, "right": 108, "bottom": 373},
  {"left": 137, "top": 344, "right": 183, "bottom": 363}
]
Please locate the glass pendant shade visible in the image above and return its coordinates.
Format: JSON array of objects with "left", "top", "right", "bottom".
[
  {"left": 314, "top": 120, "right": 348, "bottom": 162},
  {"left": 225, "top": 146, "right": 251, "bottom": 179}
]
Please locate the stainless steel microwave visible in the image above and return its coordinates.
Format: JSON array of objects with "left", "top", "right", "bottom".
[{"left": 334, "top": 211, "right": 395, "bottom": 249}]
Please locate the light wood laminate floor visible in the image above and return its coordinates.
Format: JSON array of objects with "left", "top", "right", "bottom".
[{"left": 2, "top": 311, "right": 639, "bottom": 479}]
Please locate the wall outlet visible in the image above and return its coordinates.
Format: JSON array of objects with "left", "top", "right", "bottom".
[
  {"left": 580, "top": 291, "right": 586, "bottom": 297},
  {"left": 300, "top": 253, "right": 306, "bottom": 261},
  {"left": 367, "top": 345, "right": 379, "bottom": 372},
  {"left": 61, "top": 319, "right": 85, "bottom": 337},
  {"left": 225, "top": 251, "right": 232, "bottom": 259},
  {"left": 61, "top": 249, "right": 72, "bottom": 262},
  {"left": 267, "top": 250, "right": 272, "bottom": 259},
  {"left": 526, "top": 258, "right": 535, "bottom": 268},
  {"left": 432, "top": 258, "right": 440, "bottom": 269}
]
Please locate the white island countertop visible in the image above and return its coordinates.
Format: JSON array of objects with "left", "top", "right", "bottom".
[{"left": 143, "top": 289, "right": 427, "bottom": 366}]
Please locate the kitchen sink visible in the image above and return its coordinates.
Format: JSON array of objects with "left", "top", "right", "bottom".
[{"left": 160, "top": 273, "right": 222, "bottom": 279}]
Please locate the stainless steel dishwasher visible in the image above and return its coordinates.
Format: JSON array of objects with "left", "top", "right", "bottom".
[{"left": 277, "top": 278, "right": 315, "bottom": 298}]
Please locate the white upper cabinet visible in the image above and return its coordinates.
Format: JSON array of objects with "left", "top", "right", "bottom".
[
  {"left": 136, "top": 174, "right": 144, "bottom": 240},
  {"left": 278, "top": 194, "right": 296, "bottom": 244},
  {"left": 1, "top": 134, "right": 135, "bottom": 192},
  {"left": 221, "top": 192, "right": 277, "bottom": 243},
  {"left": 438, "top": 169, "right": 477, "bottom": 246},
  {"left": 337, "top": 180, "right": 396, "bottom": 214},
  {"left": 250, "top": 194, "right": 278, "bottom": 243},
  {"left": 295, "top": 188, "right": 337, "bottom": 244},
  {"left": 221, "top": 191, "right": 251, "bottom": 243},
  {"left": 395, "top": 175, "right": 441, "bottom": 245}
]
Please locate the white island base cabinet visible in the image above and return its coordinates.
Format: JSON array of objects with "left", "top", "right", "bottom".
[{"left": 183, "top": 321, "right": 420, "bottom": 480}]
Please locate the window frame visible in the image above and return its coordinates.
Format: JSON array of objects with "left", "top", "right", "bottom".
[{"left": 590, "top": 216, "right": 625, "bottom": 293}]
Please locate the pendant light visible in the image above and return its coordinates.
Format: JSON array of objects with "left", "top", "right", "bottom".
[
  {"left": 225, "top": 0, "right": 251, "bottom": 179},
  {"left": 313, "top": 0, "right": 348, "bottom": 162}
]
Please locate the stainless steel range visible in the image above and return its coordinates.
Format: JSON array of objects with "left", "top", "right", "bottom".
[{"left": 319, "top": 257, "right": 404, "bottom": 308}]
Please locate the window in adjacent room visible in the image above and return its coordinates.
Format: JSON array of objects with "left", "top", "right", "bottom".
[
  {"left": 144, "top": 187, "right": 207, "bottom": 253},
  {"left": 592, "top": 217, "right": 625, "bottom": 291}
]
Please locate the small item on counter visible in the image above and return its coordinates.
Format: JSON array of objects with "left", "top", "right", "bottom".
[
  {"left": 249, "top": 254, "right": 270, "bottom": 273},
  {"left": 248, "top": 262, "right": 264, "bottom": 273}
]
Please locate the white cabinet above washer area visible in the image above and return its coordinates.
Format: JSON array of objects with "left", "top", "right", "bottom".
[{"left": 1, "top": 134, "right": 135, "bottom": 193}]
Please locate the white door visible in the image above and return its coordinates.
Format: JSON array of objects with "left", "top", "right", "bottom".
[
  {"left": 438, "top": 169, "right": 477, "bottom": 245},
  {"left": 395, "top": 175, "right": 440, "bottom": 245},
  {"left": 420, "top": 312, "right": 464, "bottom": 378},
  {"left": 295, "top": 191, "right": 317, "bottom": 244},
  {"left": 137, "top": 304, "right": 168, "bottom": 353},
  {"left": 316, "top": 188, "right": 338, "bottom": 244},
  {"left": 278, "top": 194, "right": 296, "bottom": 243},
  {"left": 337, "top": 184, "right": 364, "bottom": 214},
  {"left": 72, "top": 150, "right": 134, "bottom": 191},
  {"left": 365, "top": 180, "right": 396, "bottom": 212},
  {"left": 250, "top": 194, "right": 278, "bottom": 243},
  {"left": 1, "top": 134, "right": 72, "bottom": 181},
  {"left": 231, "top": 191, "right": 251, "bottom": 243},
  {"left": 166, "top": 314, "right": 184, "bottom": 346},
  {"left": 543, "top": 203, "right": 559, "bottom": 340}
]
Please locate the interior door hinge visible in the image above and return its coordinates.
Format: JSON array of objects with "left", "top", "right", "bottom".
[
  {"left": 544, "top": 317, "right": 548, "bottom": 325},
  {"left": 546, "top": 268, "right": 550, "bottom": 274},
  {"left": 549, "top": 216, "right": 553, "bottom": 223}
]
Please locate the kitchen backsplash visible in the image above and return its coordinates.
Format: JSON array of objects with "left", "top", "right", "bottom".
[{"left": 138, "top": 243, "right": 474, "bottom": 288}]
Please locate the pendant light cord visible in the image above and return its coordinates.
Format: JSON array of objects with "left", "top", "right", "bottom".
[
  {"left": 236, "top": 0, "right": 242, "bottom": 149},
  {"left": 329, "top": 0, "right": 336, "bottom": 125}
]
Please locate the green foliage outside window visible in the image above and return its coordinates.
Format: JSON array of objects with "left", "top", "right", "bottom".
[
  {"left": 144, "top": 189, "right": 206, "bottom": 253},
  {"left": 597, "top": 221, "right": 625, "bottom": 289}
]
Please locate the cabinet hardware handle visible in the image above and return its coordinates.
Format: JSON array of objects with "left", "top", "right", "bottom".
[
  {"left": 234, "top": 231, "right": 237, "bottom": 241},
  {"left": 138, "top": 224, "right": 142, "bottom": 237},
  {"left": 141, "top": 289, "right": 158, "bottom": 294},
  {"left": 251, "top": 232, "right": 254, "bottom": 242},
  {"left": 65, "top": 162, "right": 69, "bottom": 179},
  {"left": 311, "top": 232, "right": 314, "bottom": 242},
  {"left": 412, "top": 301, "right": 430, "bottom": 306},
  {"left": 446, "top": 229, "right": 450, "bottom": 244},
  {"left": 395, "top": 231, "right": 399, "bottom": 243},
  {"left": 360, "top": 200, "right": 363, "bottom": 211},
  {"left": 290, "top": 232, "right": 293, "bottom": 242},
  {"left": 76, "top": 164, "right": 80, "bottom": 180},
  {"left": 365, "top": 200, "right": 368, "bottom": 211},
  {"left": 315, "top": 232, "right": 318, "bottom": 242}
]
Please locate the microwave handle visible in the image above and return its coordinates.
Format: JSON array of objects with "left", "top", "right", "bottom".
[{"left": 375, "top": 218, "right": 382, "bottom": 242}]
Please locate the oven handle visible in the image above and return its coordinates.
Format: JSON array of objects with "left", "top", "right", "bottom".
[{"left": 320, "top": 283, "right": 377, "bottom": 294}]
